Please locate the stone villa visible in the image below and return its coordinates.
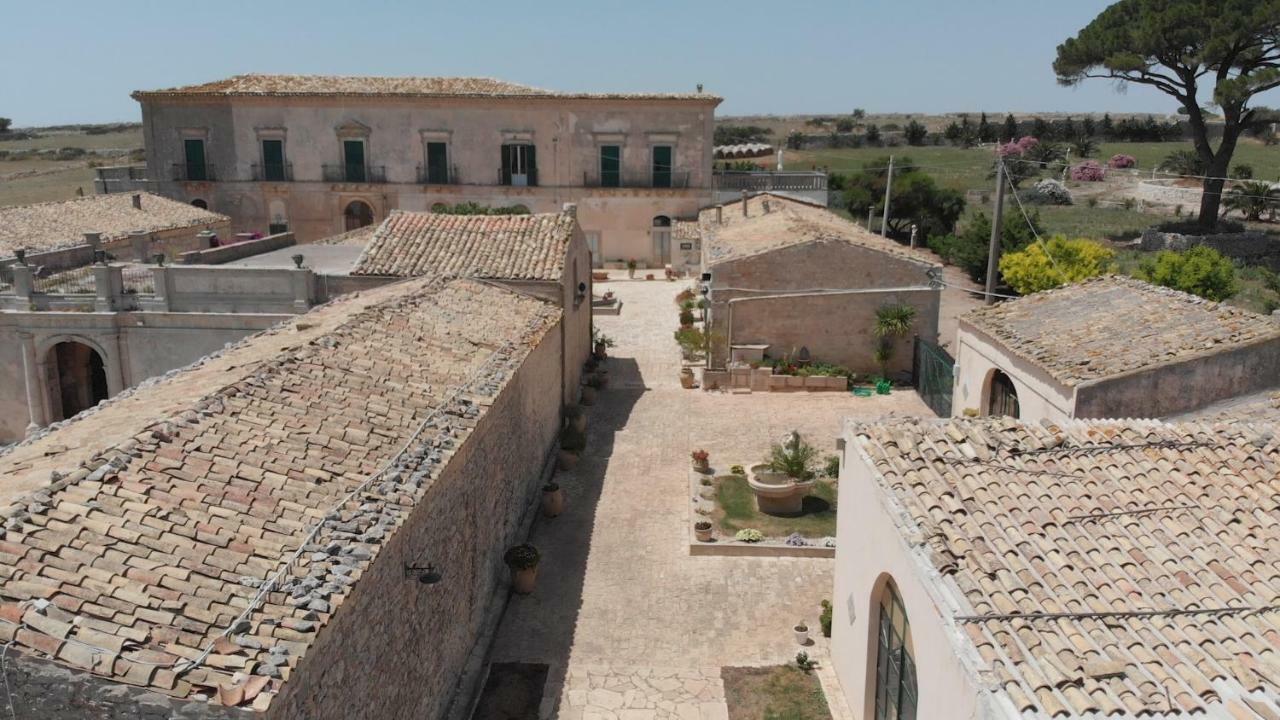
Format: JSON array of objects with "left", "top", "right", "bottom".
[
  {"left": 953, "top": 275, "right": 1280, "bottom": 422},
  {"left": 132, "top": 74, "right": 719, "bottom": 267},
  {"left": 832, "top": 416, "right": 1280, "bottom": 719}
]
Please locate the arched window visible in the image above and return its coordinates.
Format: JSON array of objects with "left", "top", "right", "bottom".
[
  {"left": 873, "top": 582, "right": 917, "bottom": 720},
  {"left": 344, "top": 200, "right": 374, "bottom": 231},
  {"left": 47, "top": 341, "right": 109, "bottom": 421},
  {"left": 191, "top": 199, "right": 208, "bottom": 209},
  {"left": 988, "top": 369, "right": 1020, "bottom": 419}
]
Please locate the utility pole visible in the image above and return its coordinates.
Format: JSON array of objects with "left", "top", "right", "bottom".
[
  {"left": 985, "top": 159, "right": 1006, "bottom": 306},
  {"left": 880, "top": 156, "right": 895, "bottom": 237}
]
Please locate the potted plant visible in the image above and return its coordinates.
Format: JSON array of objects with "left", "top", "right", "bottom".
[
  {"left": 592, "top": 330, "right": 615, "bottom": 361},
  {"left": 691, "top": 449, "right": 710, "bottom": 473},
  {"left": 586, "top": 372, "right": 607, "bottom": 390},
  {"left": 679, "top": 308, "right": 695, "bottom": 327},
  {"left": 680, "top": 367, "right": 696, "bottom": 389},
  {"left": 565, "top": 404, "right": 587, "bottom": 433},
  {"left": 694, "top": 520, "right": 714, "bottom": 543},
  {"left": 504, "top": 544, "right": 541, "bottom": 594},
  {"left": 541, "top": 482, "right": 565, "bottom": 518},
  {"left": 626, "top": 258, "right": 637, "bottom": 279},
  {"left": 645, "top": 273, "right": 655, "bottom": 281},
  {"left": 794, "top": 622, "right": 810, "bottom": 646},
  {"left": 580, "top": 384, "right": 596, "bottom": 406}
]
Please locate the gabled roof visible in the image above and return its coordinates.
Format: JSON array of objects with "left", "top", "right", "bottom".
[
  {"left": 0, "top": 277, "right": 559, "bottom": 710},
  {"left": 962, "top": 275, "right": 1280, "bottom": 387},
  {"left": 350, "top": 210, "right": 575, "bottom": 281},
  {"left": 131, "top": 74, "right": 720, "bottom": 103},
  {"left": 698, "top": 192, "right": 938, "bottom": 268},
  {"left": 0, "top": 192, "right": 227, "bottom": 258},
  {"left": 849, "top": 417, "right": 1280, "bottom": 719}
]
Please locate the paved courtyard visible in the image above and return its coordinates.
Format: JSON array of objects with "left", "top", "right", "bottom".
[{"left": 488, "top": 275, "right": 938, "bottom": 720}]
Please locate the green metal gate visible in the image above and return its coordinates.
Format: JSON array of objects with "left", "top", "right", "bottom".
[{"left": 913, "top": 336, "right": 954, "bottom": 417}]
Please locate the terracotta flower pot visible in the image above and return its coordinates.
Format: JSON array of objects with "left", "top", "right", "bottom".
[
  {"left": 580, "top": 386, "right": 596, "bottom": 406},
  {"left": 542, "top": 486, "right": 565, "bottom": 518},
  {"left": 558, "top": 450, "right": 579, "bottom": 471},
  {"left": 513, "top": 566, "right": 539, "bottom": 594},
  {"left": 695, "top": 523, "right": 714, "bottom": 542},
  {"left": 692, "top": 458, "right": 710, "bottom": 473},
  {"left": 569, "top": 413, "right": 587, "bottom": 433}
]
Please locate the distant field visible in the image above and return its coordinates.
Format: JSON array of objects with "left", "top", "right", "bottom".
[{"left": 0, "top": 127, "right": 143, "bottom": 207}]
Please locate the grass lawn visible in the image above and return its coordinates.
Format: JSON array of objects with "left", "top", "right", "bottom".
[
  {"left": 712, "top": 474, "right": 836, "bottom": 538},
  {"left": 0, "top": 127, "right": 144, "bottom": 208},
  {"left": 722, "top": 666, "right": 832, "bottom": 720}
]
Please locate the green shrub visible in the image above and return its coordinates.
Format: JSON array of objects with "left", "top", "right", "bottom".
[
  {"left": 928, "top": 210, "right": 1044, "bottom": 285},
  {"left": 768, "top": 438, "right": 818, "bottom": 481},
  {"left": 730, "top": 464, "right": 746, "bottom": 475},
  {"left": 823, "top": 456, "right": 840, "bottom": 479},
  {"left": 1136, "top": 245, "right": 1239, "bottom": 301},
  {"left": 678, "top": 308, "right": 694, "bottom": 326},
  {"left": 503, "top": 544, "right": 540, "bottom": 570},
  {"left": 820, "top": 600, "right": 833, "bottom": 637},
  {"left": 999, "top": 236, "right": 1115, "bottom": 294},
  {"left": 735, "top": 529, "right": 764, "bottom": 543}
]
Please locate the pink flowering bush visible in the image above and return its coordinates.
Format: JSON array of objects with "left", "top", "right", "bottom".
[
  {"left": 1071, "top": 160, "right": 1106, "bottom": 182},
  {"left": 1108, "top": 154, "right": 1137, "bottom": 169},
  {"left": 998, "top": 136, "right": 1040, "bottom": 157}
]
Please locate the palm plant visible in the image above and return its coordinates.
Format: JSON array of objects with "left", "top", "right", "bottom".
[
  {"left": 768, "top": 437, "right": 818, "bottom": 481},
  {"left": 1225, "top": 181, "right": 1280, "bottom": 221},
  {"left": 1158, "top": 149, "right": 1207, "bottom": 177},
  {"left": 872, "top": 305, "right": 917, "bottom": 379},
  {"left": 1069, "top": 135, "right": 1098, "bottom": 158}
]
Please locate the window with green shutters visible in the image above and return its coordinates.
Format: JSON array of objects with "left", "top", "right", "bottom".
[
  {"left": 343, "top": 140, "right": 366, "bottom": 183},
  {"left": 261, "top": 139, "right": 285, "bottom": 181},
  {"left": 183, "top": 139, "right": 207, "bottom": 181},
  {"left": 600, "top": 145, "right": 621, "bottom": 187},
  {"left": 501, "top": 144, "right": 536, "bottom": 186},
  {"left": 651, "top": 145, "right": 673, "bottom": 188},
  {"left": 426, "top": 142, "right": 449, "bottom": 183}
]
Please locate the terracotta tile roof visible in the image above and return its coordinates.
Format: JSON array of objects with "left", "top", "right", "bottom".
[
  {"left": 0, "top": 193, "right": 228, "bottom": 258},
  {"left": 0, "top": 277, "right": 559, "bottom": 710},
  {"left": 132, "top": 74, "right": 720, "bottom": 102},
  {"left": 850, "top": 417, "right": 1280, "bottom": 719},
  {"left": 351, "top": 210, "right": 574, "bottom": 281},
  {"left": 699, "top": 192, "right": 939, "bottom": 268},
  {"left": 962, "top": 276, "right": 1280, "bottom": 387},
  {"left": 312, "top": 225, "right": 377, "bottom": 248},
  {"left": 1174, "top": 388, "right": 1280, "bottom": 425}
]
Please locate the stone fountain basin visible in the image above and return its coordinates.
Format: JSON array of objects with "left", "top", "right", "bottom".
[{"left": 747, "top": 463, "right": 816, "bottom": 515}]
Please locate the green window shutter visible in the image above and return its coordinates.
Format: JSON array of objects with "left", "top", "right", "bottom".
[
  {"left": 652, "top": 145, "right": 672, "bottom": 188},
  {"left": 262, "top": 140, "right": 284, "bottom": 180},
  {"left": 526, "top": 144, "right": 537, "bottom": 186},
  {"left": 501, "top": 145, "right": 512, "bottom": 184},
  {"left": 600, "top": 145, "right": 621, "bottom": 187},
  {"left": 426, "top": 142, "right": 448, "bottom": 183},
  {"left": 183, "top": 139, "right": 206, "bottom": 181},
  {"left": 343, "top": 141, "right": 365, "bottom": 182}
]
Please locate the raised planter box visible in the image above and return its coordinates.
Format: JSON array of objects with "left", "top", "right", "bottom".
[{"left": 687, "top": 466, "right": 835, "bottom": 558}]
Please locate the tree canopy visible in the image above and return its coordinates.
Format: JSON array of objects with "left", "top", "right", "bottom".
[
  {"left": 840, "top": 157, "right": 966, "bottom": 241},
  {"left": 999, "top": 237, "right": 1115, "bottom": 294},
  {"left": 1054, "top": 0, "right": 1280, "bottom": 229}
]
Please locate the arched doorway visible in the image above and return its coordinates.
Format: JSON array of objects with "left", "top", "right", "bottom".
[
  {"left": 191, "top": 199, "right": 208, "bottom": 209},
  {"left": 344, "top": 200, "right": 374, "bottom": 231},
  {"left": 987, "top": 369, "right": 1020, "bottom": 418},
  {"left": 651, "top": 215, "right": 672, "bottom": 266},
  {"left": 871, "top": 581, "right": 917, "bottom": 720},
  {"left": 47, "top": 341, "right": 109, "bottom": 421}
]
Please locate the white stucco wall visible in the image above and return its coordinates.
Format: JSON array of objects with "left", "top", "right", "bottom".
[
  {"left": 951, "top": 320, "right": 1075, "bottom": 424},
  {"left": 831, "top": 433, "right": 1001, "bottom": 720}
]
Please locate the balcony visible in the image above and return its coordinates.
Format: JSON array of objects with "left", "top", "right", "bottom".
[
  {"left": 582, "top": 169, "right": 692, "bottom": 189},
  {"left": 323, "top": 164, "right": 387, "bottom": 184},
  {"left": 416, "top": 164, "right": 459, "bottom": 185},
  {"left": 498, "top": 166, "right": 539, "bottom": 187},
  {"left": 172, "top": 163, "right": 216, "bottom": 182},
  {"left": 252, "top": 162, "right": 294, "bottom": 182}
]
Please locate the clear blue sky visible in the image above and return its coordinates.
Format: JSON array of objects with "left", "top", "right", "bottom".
[{"left": 3, "top": 0, "right": 1272, "bottom": 126}]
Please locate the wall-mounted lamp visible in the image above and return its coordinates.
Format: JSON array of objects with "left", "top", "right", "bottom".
[
  {"left": 404, "top": 563, "right": 442, "bottom": 586},
  {"left": 14, "top": 249, "right": 26, "bottom": 265},
  {"left": 154, "top": 253, "right": 166, "bottom": 267},
  {"left": 576, "top": 281, "right": 587, "bottom": 302}
]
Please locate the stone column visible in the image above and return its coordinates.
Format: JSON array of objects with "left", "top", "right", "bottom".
[
  {"left": 150, "top": 267, "right": 171, "bottom": 311},
  {"left": 291, "top": 268, "right": 315, "bottom": 313},
  {"left": 129, "top": 231, "right": 152, "bottom": 262},
  {"left": 197, "top": 230, "right": 217, "bottom": 250},
  {"left": 11, "top": 264, "right": 33, "bottom": 299},
  {"left": 93, "top": 264, "right": 123, "bottom": 312},
  {"left": 18, "top": 332, "right": 46, "bottom": 434}
]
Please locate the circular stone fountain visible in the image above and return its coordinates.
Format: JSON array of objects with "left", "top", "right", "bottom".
[{"left": 747, "top": 462, "right": 816, "bottom": 515}]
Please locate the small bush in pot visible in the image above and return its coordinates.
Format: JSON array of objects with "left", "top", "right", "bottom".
[
  {"left": 541, "top": 482, "right": 565, "bottom": 518},
  {"left": 694, "top": 520, "right": 713, "bottom": 542},
  {"left": 691, "top": 448, "right": 710, "bottom": 472},
  {"left": 736, "top": 528, "right": 764, "bottom": 543},
  {"left": 504, "top": 544, "right": 541, "bottom": 594}
]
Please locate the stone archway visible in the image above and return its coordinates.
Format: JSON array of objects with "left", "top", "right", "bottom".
[
  {"left": 46, "top": 340, "right": 109, "bottom": 421},
  {"left": 985, "top": 369, "right": 1020, "bottom": 419},
  {"left": 344, "top": 200, "right": 375, "bottom": 231}
]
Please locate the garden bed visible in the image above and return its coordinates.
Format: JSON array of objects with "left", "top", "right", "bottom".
[
  {"left": 688, "top": 469, "right": 836, "bottom": 557},
  {"left": 722, "top": 666, "right": 832, "bottom": 720}
]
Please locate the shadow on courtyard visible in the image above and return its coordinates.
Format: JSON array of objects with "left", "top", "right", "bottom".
[{"left": 477, "top": 355, "right": 646, "bottom": 718}]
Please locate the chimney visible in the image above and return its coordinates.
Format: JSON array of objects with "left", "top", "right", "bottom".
[
  {"left": 715, "top": 205, "right": 723, "bottom": 224},
  {"left": 741, "top": 189, "right": 749, "bottom": 217},
  {"left": 131, "top": 193, "right": 142, "bottom": 210},
  {"left": 562, "top": 202, "right": 577, "bottom": 219},
  {"left": 83, "top": 232, "right": 102, "bottom": 251}
]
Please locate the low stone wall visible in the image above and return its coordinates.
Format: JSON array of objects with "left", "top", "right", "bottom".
[
  {"left": 1139, "top": 228, "right": 1280, "bottom": 271},
  {"left": 179, "top": 232, "right": 295, "bottom": 265},
  {"left": 702, "top": 367, "right": 848, "bottom": 393},
  {"left": 1135, "top": 180, "right": 1203, "bottom": 208}
]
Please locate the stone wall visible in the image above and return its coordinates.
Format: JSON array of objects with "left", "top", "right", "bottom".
[
  {"left": 1073, "top": 335, "right": 1280, "bottom": 419},
  {"left": 179, "top": 232, "right": 296, "bottom": 265},
  {"left": 265, "top": 318, "right": 564, "bottom": 719},
  {"left": 1139, "top": 228, "right": 1280, "bottom": 272}
]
